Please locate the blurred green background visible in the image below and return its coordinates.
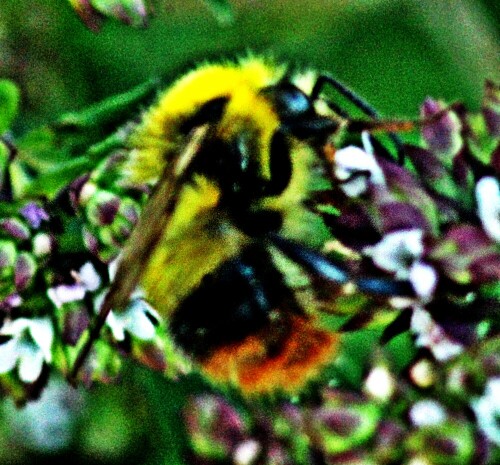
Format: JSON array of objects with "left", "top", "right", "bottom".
[{"left": 0, "top": 0, "right": 499, "bottom": 464}]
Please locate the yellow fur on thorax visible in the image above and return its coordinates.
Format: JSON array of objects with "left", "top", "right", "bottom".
[{"left": 127, "top": 58, "right": 286, "bottom": 185}]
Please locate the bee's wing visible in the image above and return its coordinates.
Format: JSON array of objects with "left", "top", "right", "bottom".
[{"left": 69, "top": 125, "right": 209, "bottom": 382}]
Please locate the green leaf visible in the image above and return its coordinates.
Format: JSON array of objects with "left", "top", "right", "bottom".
[
  {"left": 56, "top": 78, "right": 158, "bottom": 130},
  {"left": 0, "top": 80, "right": 20, "bottom": 134},
  {"left": 0, "top": 141, "right": 9, "bottom": 194},
  {"left": 333, "top": 330, "right": 381, "bottom": 388},
  {"left": 203, "top": 0, "right": 233, "bottom": 24},
  {"left": 22, "top": 157, "right": 92, "bottom": 199},
  {"left": 385, "top": 331, "right": 417, "bottom": 373}
]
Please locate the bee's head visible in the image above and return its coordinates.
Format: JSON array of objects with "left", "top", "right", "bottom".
[
  {"left": 182, "top": 80, "right": 339, "bottom": 204},
  {"left": 260, "top": 81, "right": 340, "bottom": 140}
]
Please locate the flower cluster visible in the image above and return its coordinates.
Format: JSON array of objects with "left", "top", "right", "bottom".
[
  {"left": 67, "top": 0, "right": 233, "bottom": 31},
  {"left": 184, "top": 337, "right": 500, "bottom": 465},
  {"left": 0, "top": 71, "right": 498, "bottom": 461},
  {"left": 0, "top": 144, "right": 167, "bottom": 395},
  {"left": 318, "top": 81, "right": 500, "bottom": 361},
  {"left": 0, "top": 201, "right": 51, "bottom": 311},
  {"left": 0, "top": 199, "right": 55, "bottom": 388},
  {"left": 74, "top": 151, "right": 144, "bottom": 264},
  {"left": 182, "top": 82, "right": 500, "bottom": 464}
]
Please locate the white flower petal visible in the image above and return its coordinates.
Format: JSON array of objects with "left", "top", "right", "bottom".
[
  {"left": 108, "top": 257, "right": 120, "bottom": 281},
  {"left": 0, "top": 339, "right": 20, "bottom": 374},
  {"left": 366, "top": 229, "right": 424, "bottom": 277},
  {"left": 409, "top": 261, "right": 438, "bottom": 300},
  {"left": 0, "top": 318, "right": 32, "bottom": 336},
  {"left": 122, "top": 302, "right": 156, "bottom": 341},
  {"left": 411, "top": 307, "right": 463, "bottom": 362},
  {"left": 361, "top": 131, "right": 375, "bottom": 155},
  {"left": 485, "top": 377, "right": 500, "bottom": 401},
  {"left": 94, "top": 290, "right": 129, "bottom": 340},
  {"left": 93, "top": 290, "right": 105, "bottom": 313},
  {"left": 476, "top": 176, "right": 500, "bottom": 242},
  {"left": 28, "top": 317, "right": 54, "bottom": 363},
  {"left": 364, "top": 365, "right": 395, "bottom": 401},
  {"left": 78, "top": 262, "right": 101, "bottom": 292},
  {"left": 106, "top": 311, "right": 126, "bottom": 341},
  {"left": 334, "top": 145, "right": 386, "bottom": 197},
  {"left": 431, "top": 339, "right": 464, "bottom": 362},
  {"left": 339, "top": 176, "right": 369, "bottom": 197},
  {"left": 233, "top": 439, "right": 261, "bottom": 465},
  {"left": 47, "top": 284, "right": 86, "bottom": 308},
  {"left": 471, "top": 377, "right": 500, "bottom": 446},
  {"left": 410, "top": 399, "right": 447, "bottom": 426},
  {"left": 410, "top": 306, "right": 433, "bottom": 335},
  {"left": 18, "top": 347, "right": 44, "bottom": 383}
]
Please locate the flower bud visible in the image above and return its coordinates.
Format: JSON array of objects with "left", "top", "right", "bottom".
[
  {"left": 32, "top": 233, "right": 53, "bottom": 257},
  {"left": 14, "top": 252, "right": 36, "bottom": 291},
  {"left": 409, "top": 359, "right": 437, "bottom": 388},
  {"left": 482, "top": 80, "right": 500, "bottom": 137},
  {"left": 0, "top": 239, "right": 16, "bottom": 270},
  {"left": 308, "top": 389, "right": 381, "bottom": 455},
  {"left": 184, "top": 394, "right": 249, "bottom": 460},
  {"left": 373, "top": 420, "right": 405, "bottom": 464},
  {"left": 406, "top": 421, "right": 475, "bottom": 465},
  {"left": 19, "top": 202, "right": 49, "bottom": 229},
  {"left": 324, "top": 450, "right": 376, "bottom": 465},
  {"left": 0, "top": 217, "right": 30, "bottom": 241},
  {"left": 421, "top": 99, "right": 462, "bottom": 156},
  {"left": 86, "top": 190, "right": 121, "bottom": 227},
  {"left": 91, "top": 0, "right": 148, "bottom": 28}
]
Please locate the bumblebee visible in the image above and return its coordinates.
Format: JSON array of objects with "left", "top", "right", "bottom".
[{"left": 71, "top": 56, "right": 407, "bottom": 394}]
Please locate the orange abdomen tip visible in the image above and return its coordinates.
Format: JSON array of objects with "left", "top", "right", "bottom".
[{"left": 200, "top": 315, "right": 339, "bottom": 395}]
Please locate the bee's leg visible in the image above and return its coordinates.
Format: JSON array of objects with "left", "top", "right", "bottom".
[
  {"left": 311, "top": 74, "right": 406, "bottom": 164},
  {"left": 267, "top": 233, "right": 414, "bottom": 298},
  {"left": 283, "top": 117, "right": 340, "bottom": 141},
  {"left": 311, "top": 75, "right": 381, "bottom": 119}
]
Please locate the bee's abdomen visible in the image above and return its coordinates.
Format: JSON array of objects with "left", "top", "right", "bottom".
[{"left": 170, "top": 244, "right": 300, "bottom": 359}]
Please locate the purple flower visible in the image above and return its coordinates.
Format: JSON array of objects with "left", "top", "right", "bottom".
[{"left": 20, "top": 202, "right": 49, "bottom": 229}]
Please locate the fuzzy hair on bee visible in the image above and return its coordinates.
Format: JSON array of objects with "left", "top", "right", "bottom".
[{"left": 70, "top": 56, "right": 411, "bottom": 394}]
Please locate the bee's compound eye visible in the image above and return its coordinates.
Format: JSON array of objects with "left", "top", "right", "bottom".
[
  {"left": 280, "top": 87, "right": 311, "bottom": 116},
  {"left": 261, "top": 83, "right": 312, "bottom": 120}
]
